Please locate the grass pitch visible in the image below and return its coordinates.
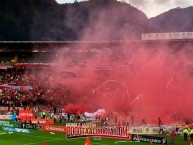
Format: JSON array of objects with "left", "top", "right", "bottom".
[{"left": 0, "top": 127, "right": 189, "bottom": 145}]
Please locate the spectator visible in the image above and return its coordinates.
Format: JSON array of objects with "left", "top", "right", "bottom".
[
  {"left": 50, "top": 111, "right": 54, "bottom": 119},
  {"left": 159, "top": 123, "right": 164, "bottom": 134},
  {"left": 59, "top": 113, "right": 62, "bottom": 123},
  {"left": 175, "top": 122, "right": 179, "bottom": 134},
  {"left": 190, "top": 128, "right": 193, "bottom": 140},
  {"left": 158, "top": 117, "right": 162, "bottom": 126},
  {"left": 141, "top": 118, "right": 147, "bottom": 126},
  {"left": 170, "top": 130, "right": 176, "bottom": 144}
]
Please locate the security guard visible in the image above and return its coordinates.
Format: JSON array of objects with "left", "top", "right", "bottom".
[
  {"left": 42, "top": 111, "right": 46, "bottom": 119},
  {"left": 190, "top": 128, "right": 193, "bottom": 140},
  {"left": 183, "top": 128, "right": 189, "bottom": 141}
]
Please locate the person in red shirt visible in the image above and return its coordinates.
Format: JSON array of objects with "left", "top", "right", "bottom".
[
  {"left": 170, "top": 130, "right": 176, "bottom": 144},
  {"left": 59, "top": 113, "right": 62, "bottom": 123},
  {"left": 117, "top": 121, "right": 121, "bottom": 127}
]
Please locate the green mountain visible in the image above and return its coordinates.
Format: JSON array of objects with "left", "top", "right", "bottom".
[
  {"left": 0, "top": 0, "right": 193, "bottom": 41},
  {"left": 0, "top": 0, "right": 147, "bottom": 41},
  {"left": 148, "top": 7, "right": 193, "bottom": 33}
]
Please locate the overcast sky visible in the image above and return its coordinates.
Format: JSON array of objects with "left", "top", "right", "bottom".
[{"left": 56, "top": 0, "right": 193, "bottom": 18}]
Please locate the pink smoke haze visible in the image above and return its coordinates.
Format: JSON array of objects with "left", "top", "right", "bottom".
[{"left": 47, "top": 42, "right": 193, "bottom": 124}]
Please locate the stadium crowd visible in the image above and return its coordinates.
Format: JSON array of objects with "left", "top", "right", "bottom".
[
  {"left": 0, "top": 68, "right": 72, "bottom": 111},
  {"left": 0, "top": 67, "right": 193, "bottom": 131}
]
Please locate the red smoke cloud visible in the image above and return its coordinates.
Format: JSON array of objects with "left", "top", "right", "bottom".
[{"left": 48, "top": 42, "right": 193, "bottom": 124}]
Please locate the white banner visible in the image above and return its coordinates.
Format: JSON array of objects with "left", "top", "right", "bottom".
[
  {"left": 142, "top": 32, "right": 193, "bottom": 40},
  {"left": 84, "top": 109, "right": 105, "bottom": 118},
  {"left": 129, "top": 126, "right": 160, "bottom": 134}
]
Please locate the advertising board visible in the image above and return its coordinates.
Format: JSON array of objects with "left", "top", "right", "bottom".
[
  {"left": 0, "top": 120, "right": 16, "bottom": 127},
  {"left": 0, "top": 115, "right": 16, "bottom": 120},
  {"left": 2, "top": 126, "right": 32, "bottom": 134},
  {"left": 129, "top": 126, "right": 159, "bottom": 134},
  {"left": 41, "top": 124, "right": 66, "bottom": 133},
  {"left": 31, "top": 119, "right": 54, "bottom": 124},
  {"left": 132, "top": 134, "right": 167, "bottom": 144}
]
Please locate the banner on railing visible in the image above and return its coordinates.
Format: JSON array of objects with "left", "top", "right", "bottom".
[
  {"left": 41, "top": 124, "right": 66, "bottom": 133},
  {"left": 19, "top": 110, "right": 33, "bottom": 120},
  {"left": 66, "top": 125, "right": 132, "bottom": 140}
]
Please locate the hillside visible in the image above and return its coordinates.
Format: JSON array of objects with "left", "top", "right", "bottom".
[
  {"left": 0, "top": 0, "right": 193, "bottom": 41},
  {"left": 0, "top": 0, "right": 147, "bottom": 41},
  {"left": 148, "top": 7, "right": 193, "bottom": 33}
]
